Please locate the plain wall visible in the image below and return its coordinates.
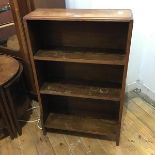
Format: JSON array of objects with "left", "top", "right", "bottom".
[{"left": 66, "top": 0, "right": 155, "bottom": 93}]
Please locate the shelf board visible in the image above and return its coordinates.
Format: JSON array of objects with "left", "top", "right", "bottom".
[
  {"left": 34, "top": 48, "right": 125, "bottom": 65},
  {"left": 45, "top": 113, "right": 117, "bottom": 138},
  {"left": 40, "top": 82, "right": 121, "bottom": 101}
]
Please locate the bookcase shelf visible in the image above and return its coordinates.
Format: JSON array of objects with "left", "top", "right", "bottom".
[
  {"left": 34, "top": 48, "right": 125, "bottom": 65},
  {"left": 40, "top": 82, "right": 121, "bottom": 101},
  {"left": 45, "top": 113, "right": 117, "bottom": 139},
  {"left": 24, "top": 9, "right": 133, "bottom": 146}
]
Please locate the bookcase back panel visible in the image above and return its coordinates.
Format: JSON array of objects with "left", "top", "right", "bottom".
[
  {"left": 42, "top": 95, "right": 119, "bottom": 120},
  {"left": 36, "top": 61, "right": 124, "bottom": 87},
  {"left": 27, "top": 20, "right": 129, "bottom": 53}
]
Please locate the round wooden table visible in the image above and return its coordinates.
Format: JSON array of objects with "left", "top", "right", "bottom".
[
  {"left": 0, "top": 55, "right": 20, "bottom": 86},
  {"left": 0, "top": 55, "right": 30, "bottom": 138},
  {"left": 0, "top": 55, "right": 20, "bottom": 138}
]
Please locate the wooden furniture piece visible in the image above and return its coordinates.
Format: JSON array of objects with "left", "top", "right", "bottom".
[
  {"left": 0, "top": 55, "right": 30, "bottom": 138},
  {"left": 24, "top": 9, "right": 133, "bottom": 145}
]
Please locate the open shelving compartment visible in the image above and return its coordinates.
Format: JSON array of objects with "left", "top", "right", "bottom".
[
  {"left": 36, "top": 61, "right": 123, "bottom": 140},
  {"left": 24, "top": 9, "right": 133, "bottom": 145}
]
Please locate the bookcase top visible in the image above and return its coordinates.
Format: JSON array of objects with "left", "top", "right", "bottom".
[{"left": 24, "top": 9, "right": 133, "bottom": 22}]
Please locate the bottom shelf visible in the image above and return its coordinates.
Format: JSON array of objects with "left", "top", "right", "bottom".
[{"left": 45, "top": 113, "right": 117, "bottom": 138}]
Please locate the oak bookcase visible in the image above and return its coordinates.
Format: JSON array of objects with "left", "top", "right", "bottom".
[{"left": 24, "top": 9, "right": 133, "bottom": 145}]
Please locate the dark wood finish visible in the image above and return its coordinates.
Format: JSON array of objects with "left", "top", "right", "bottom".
[
  {"left": 0, "top": 55, "right": 31, "bottom": 138},
  {"left": 40, "top": 82, "right": 121, "bottom": 101},
  {"left": 35, "top": 61, "right": 123, "bottom": 88},
  {"left": 4, "top": 64, "right": 24, "bottom": 135},
  {"left": 24, "top": 9, "right": 133, "bottom": 145},
  {"left": 0, "top": 55, "right": 19, "bottom": 86},
  {"left": 42, "top": 95, "right": 119, "bottom": 120},
  {"left": 0, "top": 87, "right": 17, "bottom": 137},
  {"left": 34, "top": 48, "right": 125, "bottom": 65},
  {"left": 25, "top": 20, "right": 128, "bottom": 50},
  {"left": 0, "top": 89, "right": 14, "bottom": 138},
  {"left": 116, "top": 21, "right": 133, "bottom": 145},
  {"left": 0, "top": 55, "right": 20, "bottom": 138},
  {"left": 45, "top": 113, "right": 117, "bottom": 138}
]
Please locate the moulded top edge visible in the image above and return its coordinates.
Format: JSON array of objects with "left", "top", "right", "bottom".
[{"left": 24, "top": 9, "right": 133, "bottom": 22}]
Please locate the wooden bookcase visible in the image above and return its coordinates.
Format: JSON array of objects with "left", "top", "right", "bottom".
[{"left": 24, "top": 9, "right": 133, "bottom": 145}]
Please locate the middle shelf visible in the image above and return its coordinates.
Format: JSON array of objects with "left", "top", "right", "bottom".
[
  {"left": 34, "top": 47, "right": 125, "bottom": 65},
  {"left": 40, "top": 81, "right": 121, "bottom": 101}
]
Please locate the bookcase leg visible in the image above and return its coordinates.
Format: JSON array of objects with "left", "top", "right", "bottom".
[
  {"left": 116, "top": 131, "right": 120, "bottom": 146},
  {"left": 116, "top": 138, "right": 120, "bottom": 146},
  {"left": 42, "top": 126, "right": 47, "bottom": 135},
  {"left": 39, "top": 122, "right": 46, "bottom": 135}
]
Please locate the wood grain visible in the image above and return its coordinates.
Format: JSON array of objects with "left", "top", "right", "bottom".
[
  {"left": 34, "top": 48, "right": 125, "bottom": 65},
  {"left": 24, "top": 9, "right": 133, "bottom": 21},
  {"left": 126, "top": 99, "right": 155, "bottom": 134},
  {"left": 0, "top": 55, "right": 19, "bottom": 86},
  {"left": 47, "top": 133, "right": 71, "bottom": 155},
  {"left": 19, "top": 123, "right": 55, "bottom": 155},
  {"left": 64, "top": 135, "right": 89, "bottom": 155},
  {"left": 45, "top": 113, "right": 117, "bottom": 138},
  {"left": 24, "top": 9, "right": 133, "bottom": 145},
  {"left": 80, "top": 137, "right": 107, "bottom": 155},
  {"left": 40, "top": 82, "right": 121, "bottom": 101},
  {"left": 1, "top": 96, "right": 155, "bottom": 154},
  {"left": 0, "top": 137, "right": 22, "bottom": 155}
]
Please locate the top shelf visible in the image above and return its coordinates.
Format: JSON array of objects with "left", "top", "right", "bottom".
[
  {"left": 34, "top": 47, "right": 125, "bottom": 65},
  {"left": 24, "top": 9, "right": 133, "bottom": 22}
]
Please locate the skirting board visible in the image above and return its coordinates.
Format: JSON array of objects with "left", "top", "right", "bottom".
[
  {"left": 126, "top": 80, "right": 155, "bottom": 106},
  {"left": 126, "top": 82, "right": 137, "bottom": 93}
]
